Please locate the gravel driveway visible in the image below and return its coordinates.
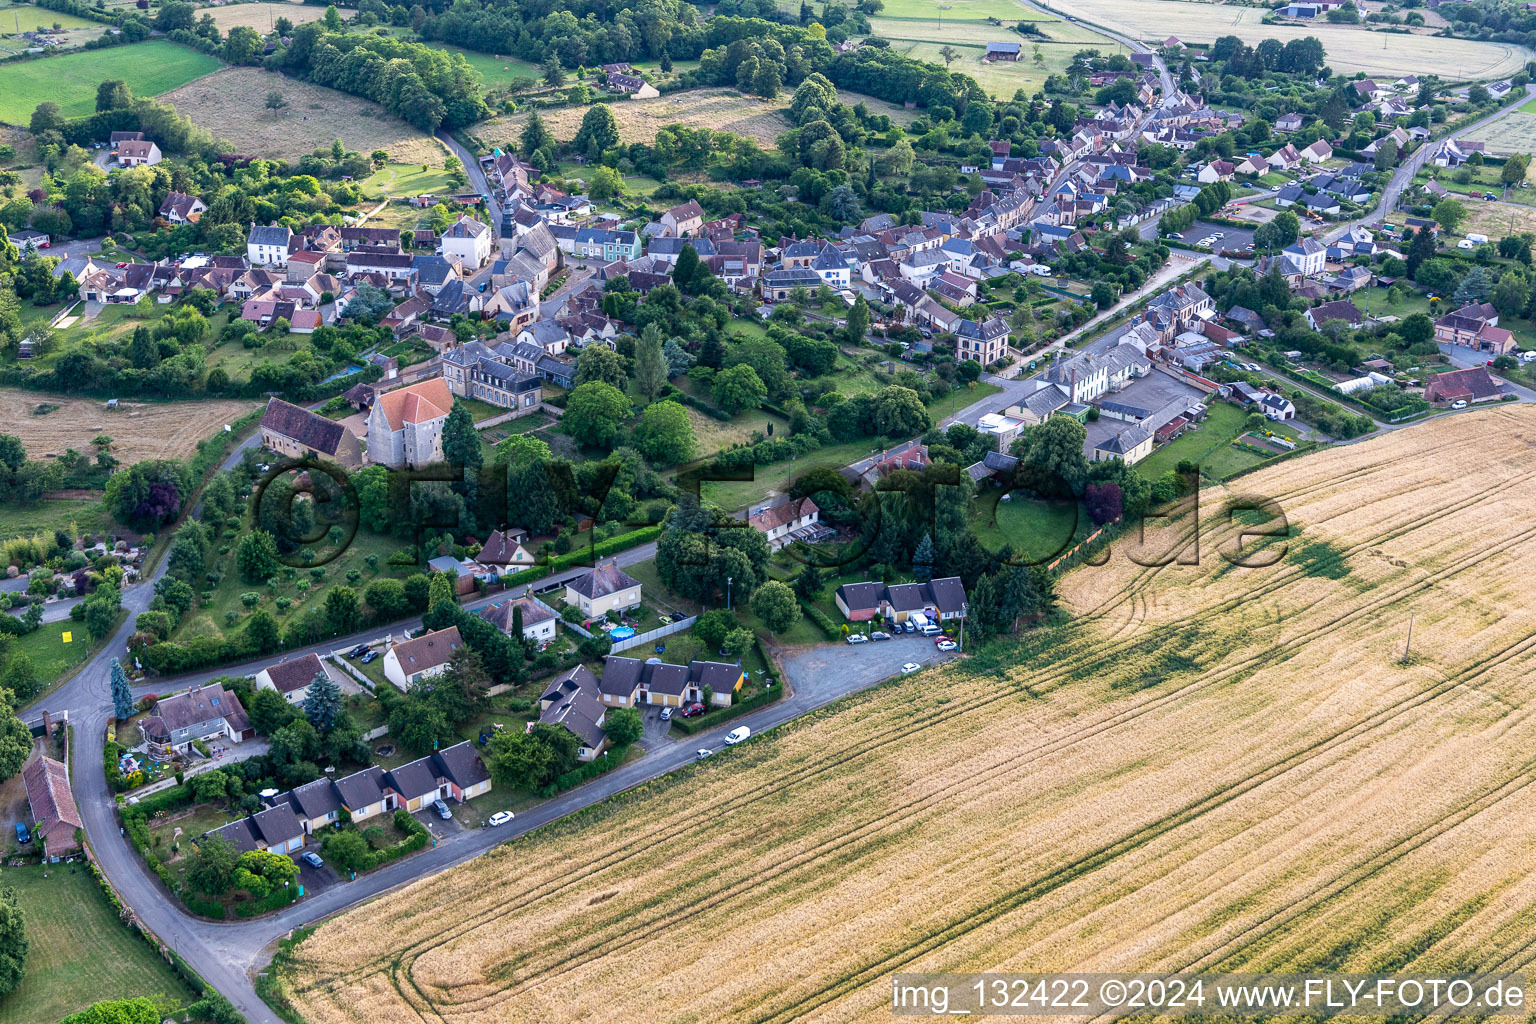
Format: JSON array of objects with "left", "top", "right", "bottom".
[{"left": 779, "top": 634, "right": 956, "bottom": 695}]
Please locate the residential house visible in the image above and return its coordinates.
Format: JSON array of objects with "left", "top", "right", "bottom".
[
  {"left": 1092, "top": 423, "right": 1154, "bottom": 465},
  {"left": 23, "top": 756, "right": 82, "bottom": 858},
  {"left": 1275, "top": 113, "right": 1305, "bottom": 133},
  {"left": 1302, "top": 192, "right": 1341, "bottom": 216},
  {"left": 835, "top": 577, "right": 968, "bottom": 625},
  {"left": 1434, "top": 302, "right": 1515, "bottom": 353},
  {"left": 810, "top": 244, "right": 851, "bottom": 290},
  {"left": 475, "top": 527, "right": 537, "bottom": 571},
  {"left": 205, "top": 801, "right": 306, "bottom": 856},
  {"left": 1304, "top": 300, "right": 1363, "bottom": 330},
  {"left": 595, "top": 656, "right": 745, "bottom": 709},
  {"left": 746, "top": 497, "right": 821, "bottom": 550},
  {"left": 1424, "top": 366, "right": 1503, "bottom": 404},
  {"left": 441, "top": 215, "right": 493, "bottom": 269},
  {"left": 537, "top": 665, "right": 612, "bottom": 759},
  {"left": 254, "top": 653, "right": 329, "bottom": 705},
  {"left": 384, "top": 742, "right": 491, "bottom": 810},
  {"left": 1281, "top": 236, "right": 1327, "bottom": 276},
  {"left": 117, "top": 138, "right": 161, "bottom": 167},
  {"left": 259, "top": 397, "right": 363, "bottom": 468},
  {"left": 1431, "top": 138, "right": 1485, "bottom": 168},
  {"left": 365, "top": 377, "right": 453, "bottom": 468},
  {"left": 332, "top": 767, "right": 392, "bottom": 823},
  {"left": 955, "top": 316, "right": 1010, "bottom": 366},
  {"left": 158, "top": 192, "right": 206, "bottom": 225},
  {"left": 1198, "top": 160, "right": 1235, "bottom": 183},
  {"left": 660, "top": 199, "right": 706, "bottom": 238},
  {"left": 563, "top": 561, "right": 642, "bottom": 619},
  {"left": 142, "top": 683, "right": 253, "bottom": 757},
  {"left": 383, "top": 626, "right": 463, "bottom": 690},
  {"left": 479, "top": 594, "right": 558, "bottom": 644},
  {"left": 247, "top": 223, "right": 293, "bottom": 267},
  {"left": 284, "top": 777, "right": 345, "bottom": 834},
  {"left": 1267, "top": 144, "right": 1302, "bottom": 170}
]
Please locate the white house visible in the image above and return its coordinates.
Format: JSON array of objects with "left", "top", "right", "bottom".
[
  {"left": 247, "top": 224, "right": 293, "bottom": 267},
  {"left": 254, "top": 653, "right": 329, "bottom": 705},
  {"left": 478, "top": 595, "right": 558, "bottom": 644},
  {"left": 809, "top": 245, "right": 851, "bottom": 290},
  {"left": 746, "top": 498, "right": 821, "bottom": 550},
  {"left": 383, "top": 626, "right": 462, "bottom": 690},
  {"left": 563, "top": 561, "right": 642, "bottom": 620},
  {"left": 441, "top": 215, "right": 493, "bottom": 269},
  {"left": 1282, "top": 237, "right": 1327, "bottom": 277}
]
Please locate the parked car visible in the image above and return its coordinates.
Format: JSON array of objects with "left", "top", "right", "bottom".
[
  {"left": 361, "top": 650, "right": 379, "bottom": 664},
  {"left": 902, "top": 621, "right": 915, "bottom": 633},
  {"left": 934, "top": 635, "right": 953, "bottom": 645},
  {"left": 301, "top": 851, "right": 324, "bottom": 868},
  {"left": 901, "top": 662, "right": 921, "bottom": 674},
  {"left": 115, "top": 262, "right": 128, "bottom": 269},
  {"left": 724, "top": 726, "right": 751, "bottom": 746},
  {"left": 680, "top": 702, "right": 706, "bottom": 718},
  {"left": 846, "top": 633, "right": 869, "bottom": 644},
  {"left": 936, "top": 640, "right": 959, "bottom": 652},
  {"left": 345, "top": 644, "right": 369, "bottom": 658},
  {"left": 1452, "top": 399, "right": 1468, "bottom": 409},
  {"left": 659, "top": 706, "right": 674, "bottom": 721},
  {"left": 433, "top": 799, "right": 452, "bottom": 820},
  {"left": 1270, "top": 184, "right": 1281, "bottom": 191},
  {"left": 870, "top": 630, "right": 892, "bottom": 641},
  {"left": 696, "top": 747, "right": 714, "bottom": 760},
  {"left": 488, "top": 811, "right": 514, "bottom": 826},
  {"left": 1167, "top": 231, "right": 1183, "bottom": 239},
  {"left": 13, "top": 823, "right": 27, "bottom": 845}
]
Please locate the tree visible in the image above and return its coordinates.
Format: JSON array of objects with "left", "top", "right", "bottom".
[
  {"left": 588, "top": 165, "right": 625, "bottom": 202},
  {"left": 1492, "top": 271, "right": 1529, "bottom": 318},
  {"left": 603, "top": 706, "right": 643, "bottom": 746},
  {"left": 494, "top": 434, "right": 552, "bottom": 468},
  {"left": 721, "top": 627, "right": 753, "bottom": 659},
  {"left": 632, "top": 324, "right": 668, "bottom": 403},
  {"left": 441, "top": 401, "right": 482, "bottom": 497},
  {"left": 1016, "top": 415, "right": 1088, "bottom": 497},
  {"left": 1454, "top": 265, "right": 1492, "bottom": 304},
  {"left": 912, "top": 532, "right": 935, "bottom": 579},
  {"left": 265, "top": 91, "right": 288, "bottom": 114},
  {"left": 938, "top": 45, "right": 960, "bottom": 66},
  {"left": 574, "top": 104, "right": 621, "bottom": 154},
  {"left": 320, "top": 830, "right": 371, "bottom": 874},
  {"left": 542, "top": 53, "right": 566, "bottom": 88},
  {"left": 246, "top": 609, "right": 280, "bottom": 653},
  {"left": 575, "top": 345, "right": 628, "bottom": 390},
  {"left": 520, "top": 111, "right": 553, "bottom": 159},
  {"left": 871, "top": 385, "right": 930, "bottom": 438},
  {"left": 846, "top": 294, "right": 871, "bottom": 345},
  {"left": 364, "top": 578, "right": 409, "bottom": 618},
  {"left": 656, "top": 494, "right": 770, "bottom": 604},
  {"left": 508, "top": 458, "right": 563, "bottom": 534},
  {"left": 187, "top": 836, "right": 239, "bottom": 897},
  {"left": 1501, "top": 152, "right": 1530, "bottom": 187},
  {"left": 302, "top": 671, "right": 343, "bottom": 733},
  {"left": 694, "top": 609, "right": 738, "bottom": 650},
  {"left": 712, "top": 363, "right": 767, "bottom": 413},
  {"left": 633, "top": 400, "right": 696, "bottom": 464},
  {"left": 1431, "top": 197, "right": 1468, "bottom": 235},
  {"left": 0, "top": 888, "right": 26, "bottom": 998},
  {"left": 60, "top": 998, "right": 170, "bottom": 1024},
  {"left": 1090, "top": 281, "right": 1116, "bottom": 309},
  {"left": 1253, "top": 210, "right": 1300, "bottom": 251},
  {"left": 83, "top": 583, "right": 121, "bottom": 642},
  {"left": 110, "top": 657, "right": 134, "bottom": 720},
  {"left": 663, "top": 339, "right": 693, "bottom": 376},
  {"left": 236, "top": 529, "right": 280, "bottom": 583},
  {"left": 223, "top": 25, "right": 263, "bottom": 64},
  {"left": 95, "top": 80, "right": 131, "bottom": 112},
  {"left": 749, "top": 580, "right": 801, "bottom": 634},
  {"left": 0, "top": 691, "right": 28, "bottom": 783},
  {"left": 388, "top": 699, "right": 448, "bottom": 756},
  {"left": 564, "top": 382, "right": 631, "bottom": 447}
]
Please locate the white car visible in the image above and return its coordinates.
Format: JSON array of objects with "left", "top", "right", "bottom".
[
  {"left": 846, "top": 633, "right": 869, "bottom": 644},
  {"left": 901, "top": 662, "right": 921, "bottom": 674},
  {"left": 488, "top": 811, "right": 514, "bottom": 826},
  {"left": 1451, "top": 400, "right": 1468, "bottom": 409},
  {"left": 936, "top": 640, "right": 959, "bottom": 652},
  {"left": 724, "top": 726, "right": 751, "bottom": 746},
  {"left": 1270, "top": 184, "right": 1281, "bottom": 191},
  {"left": 696, "top": 747, "right": 714, "bottom": 760}
]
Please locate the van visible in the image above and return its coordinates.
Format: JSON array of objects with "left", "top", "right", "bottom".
[
  {"left": 919, "top": 623, "right": 942, "bottom": 636},
  {"left": 1467, "top": 233, "right": 1489, "bottom": 245}
]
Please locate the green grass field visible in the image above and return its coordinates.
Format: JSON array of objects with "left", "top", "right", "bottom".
[
  {"left": 359, "top": 163, "right": 460, "bottom": 200},
  {"left": 0, "top": 862, "right": 194, "bottom": 1024},
  {"left": 436, "top": 44, "right": 539, "bottom": 86},
  {"left": 968, "top": 494, "right": 1087, "bottom": 564},
  {"left": 0, "top": 497, "right": 110, "bottom": 542},
  {"left": 0, "top": 39, "right": 222, "bottom": 123},
  {"left": 22, "top": 609, "right": 121, "bottom": 693},
  {"left": 1134, "top": 401, "right": 1303, "bottom": 482}
]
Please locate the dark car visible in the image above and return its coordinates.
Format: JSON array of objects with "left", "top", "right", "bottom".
[
  {"left": 360, "top": 650, "right": 379, "bottom": 664},
  {"left": 346, "top": 644, "right": 369, "bottom": 659},
  {"left": 679, "top": 702, "right": 706, "bottom": 718},
  {"left": 13, "top": 823, "right": 28, "bottom": 845}
]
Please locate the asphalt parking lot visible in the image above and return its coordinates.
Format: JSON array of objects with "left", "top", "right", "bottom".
[
  {"left": 779, "top": 634, "right": 957, "bottom": 695},
  {"left": 1188, "top": 220, "right": 1255, "bottom": 253},
  {"left": 1082, "top": 372, "right": 1207, "bottom": 452}
]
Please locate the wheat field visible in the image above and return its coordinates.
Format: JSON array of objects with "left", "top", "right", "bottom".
[
  {"left": 1043, "top": 0, "right": 1533, "bottom": 80},
  {"left": 275, "top": 405, "right": 1536, "bottom": 1024}
]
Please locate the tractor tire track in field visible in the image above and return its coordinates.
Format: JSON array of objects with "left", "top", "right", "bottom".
[
  {"left": 295, "top": 457, "right": 1536, "bottom": 1002},
  {"left": 357, "top": 498, "right": 1536, "bottom": 1020}
]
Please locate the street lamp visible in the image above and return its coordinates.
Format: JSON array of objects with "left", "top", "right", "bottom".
[{"left": 726, "top": 576, "right": 733, "bottom": 611}]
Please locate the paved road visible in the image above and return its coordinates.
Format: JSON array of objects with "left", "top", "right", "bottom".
[
  {"left": 1322, "top": 84, "right": 1536, "bottom": 244},
  {"left": 438, "top": 131, "right": 501, "bottom": 241}
]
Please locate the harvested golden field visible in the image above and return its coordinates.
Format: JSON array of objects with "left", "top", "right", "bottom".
[
  {"left": 275, "top": 405, "right": 1536, "bottom": 1024},
  {"left": 485, "top": 88, "right": 793, "bottom": 149},
  {"left": 195, "top": 1, "right": 350, "bottom": 32},
  {"left": 1045, "top": 0, "right": 1533, "bottom": 79},
  {"left": 0, "top": 390, "right": 256, "bottom": 461},
  {"left": 159, "top": 68, "right": 445, "bottom": 163}
]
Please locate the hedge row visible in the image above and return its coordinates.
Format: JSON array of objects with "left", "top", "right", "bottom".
[
  {"left": 234, "top": 883, "right": 299, "bottom": 918},
  {"left": 119, "top": 780, "right": 203, "bottom": 911},
  {"left": 678, "top": 392, "right": 732, "bottom": 422},
  {"left": 536, "top": 742, "right": 631, "bottom": 797},
  {"left": 799, "top": 600, "right": 840, "bottom": 640},
  {"left": 365, "top": 809, "right": 430, "bottom": 870}
]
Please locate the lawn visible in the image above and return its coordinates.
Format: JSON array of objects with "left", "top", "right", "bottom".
[
  {"left": 928, "top": 380, "right": 1001, "bottom": 421},
  {"left": 359, "top": 163, "right": 459, "bottom": 201},
  {"left": 0, "top": 496, "right": 110, "bottom": 542},
  {"left": 21, "top": 609, "right": 122, "bottom": 693},
  {"left": 0, "top": 39, "right": 222, "bottom": 123},
  {"left": 968, "top": 493, "right": 1086, "bottom": 565},
  {"left": 1134, "top": 401, "right": 1303, "bottom": 482},
  {"left": 700, "top": 436, "right": 885, "bottom": 512},
  {"left": 432, "top": 44, "right": 540, "bottom": 87},
  {"left": 0, "top": 862, "right": 194, "bottom": 1024}
]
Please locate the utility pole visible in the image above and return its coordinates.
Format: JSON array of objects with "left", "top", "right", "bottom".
[{"left": 1402, "top": 612, "right": 1414, "bottom": 664}]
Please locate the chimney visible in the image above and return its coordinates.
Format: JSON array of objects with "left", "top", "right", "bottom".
[{"left": 39, "top": 709, "right": 50, "bottom": 739}]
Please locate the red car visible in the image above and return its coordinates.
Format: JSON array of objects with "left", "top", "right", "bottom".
[
  {"left": 679, "top": 702, "right": 706, "bottom": 718},
  {"left": 115, "top": 262, "right": 129, "bottom": 269},
  {"left": 934, "top": 635, "right": 954, "bottom": 646}
]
